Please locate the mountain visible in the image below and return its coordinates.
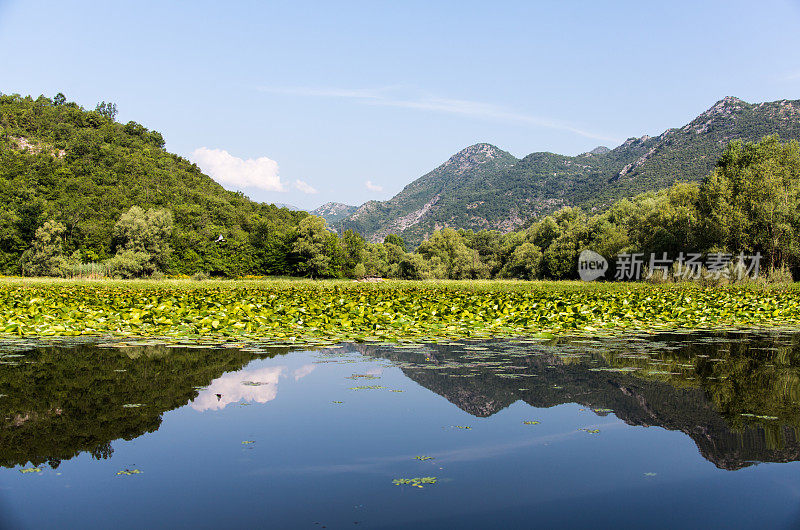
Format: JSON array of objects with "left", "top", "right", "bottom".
[
  {"left": 340, "top": 143, "right": 519, "bottom": 243},
  {"left": 311, "top": 202, "right": 358, "bottom": 229},
  {"left": 336, "top": 97, "right": 800, "bottom": 246},
  {"left": 272, "top": 202, "right": 304, "bottom": 211},
  {"left": 0, "top": 93, "right": 307, "bottom": 275}
]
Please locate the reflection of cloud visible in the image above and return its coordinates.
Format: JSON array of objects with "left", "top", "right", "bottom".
[
  {"left": 293, "top": 364, "right": 316, "bottom": 381},
  {"left": 249, "top": 420, "right": 625, "bottom": 476},
  {"left": 191, "top": 366, "right": 285, "bottom": 411}
]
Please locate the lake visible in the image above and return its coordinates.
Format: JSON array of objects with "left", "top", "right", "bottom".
[{"left": 2, "top": 331, "right": 800, "bottom": 528}]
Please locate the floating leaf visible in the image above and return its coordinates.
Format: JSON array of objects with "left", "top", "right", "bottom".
[
  {"left": 392, "top": 476, "right": 437, "bottom": 488},
  {"left": 523, "top": 421, "right": 540, "bottom": 425},
  {"left": 413, "top": 456, "right": 434, "bottom": 461},
  {"left": 20, "top": 467, "right": 41, "bottom": 474},
  {"left": 242, "top": 440, "right": 255, "bottom": 445},
  {"left": 116, "top": 469, "right": 142, "bottom": 476}
]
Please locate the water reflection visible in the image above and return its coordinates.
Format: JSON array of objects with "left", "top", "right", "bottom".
[
  {"left": 0, "top": 341, "right": 287, "bottom": 468},
  {"left": 2, "top": 332, "right": 800, "bottom": 471},
  {"left": 191, "top": 366, "right": 285, "bottom": 411}
]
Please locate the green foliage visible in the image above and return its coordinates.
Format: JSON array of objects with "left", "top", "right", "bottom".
[
  {"left": 0, "top": 92, "right": 307, "bottom": 276},
  {"left": 20, "top": 220, "right": 71, "bottom": 277},
  {"left": 2, "top": 280, "right": 800, "bottom": 342},
  {"left": 292, "top": 216, "right": 342, "bottom": 278}
]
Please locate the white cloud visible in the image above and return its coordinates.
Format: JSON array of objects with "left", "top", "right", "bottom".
[
  {"left": 365, "top": 180, "right": 383, "bottom": 192},
  {"left": 294, "top": 179, "right": 318, "bottom": 194},
  {"left": 258, "top": 85, "right": 622, "bottom": 144},
  {"left": 191, "top": 147, "right": 285, "bottom": 191}
]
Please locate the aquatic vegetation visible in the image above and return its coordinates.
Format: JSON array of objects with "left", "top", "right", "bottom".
[
  {"left": 116, "top": 469, "right": 142, "bottom": 475},
  {"left": 242, "top": 440, "right": 256, "bottom": 445},
  {"left": 413, "top": 456, "right": 434, "bottom": 461},
  {"left": 454, "top": 425, "right": 471, "bottom": 430},
  {"left": 1, "top": 280, "right": 800, "bottom": 343},
  {"left": 20, "top": 467, "right": 41, "bottom": 474},
  {"left": 579, "top": 428, "right": 601, "bottom": 434},
  {"left": 741, "top": 414, "right": 779, "bottom": 420},
  {"left": 523, "top": 421, "right": 540, "bottom": 425},
  {"left": 349, "top": 385, "right": 385, "bottom": 390},
  {"left": 392, "top": 477, "right": 437, "bottom": 488}
]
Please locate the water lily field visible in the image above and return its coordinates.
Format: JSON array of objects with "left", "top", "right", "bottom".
[{"left": 1, "top": 278, "right": 800, "bottom": 343}]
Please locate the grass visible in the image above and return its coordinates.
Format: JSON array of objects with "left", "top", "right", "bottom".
[{"left": 0, "top": 277, "right": 799, "bottom": 343}]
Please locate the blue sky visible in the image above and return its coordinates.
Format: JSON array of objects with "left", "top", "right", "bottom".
[{"left": 1, "top": 0, "right": 799, "bottom": 210}]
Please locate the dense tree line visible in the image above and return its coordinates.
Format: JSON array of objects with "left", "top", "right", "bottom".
[
  {"left": 285, "top": 136, "right": 800, "bottom": 282},
  {"left": 2, "top": 92, "right": 798, "bottom": 280}
]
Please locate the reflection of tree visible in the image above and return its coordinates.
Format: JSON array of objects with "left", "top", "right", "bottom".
[
  {"left": 0, "top": 343, "right": 287, "bottom": 468},
  {"left": 350, "top": 332, "right": 800, "bottom": 470}
]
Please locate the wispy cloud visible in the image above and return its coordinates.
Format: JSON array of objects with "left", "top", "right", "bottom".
[
  {"left": 365, "top": 180, "right": 383, "bottom": 192},
  {"left": 785, "top": 70, "right": 800, "bottom": 80},
  {"left": 191, "top": 147, "right": 285, "bottom": 192},
  {"left": 258, "top": 85, "right": 621, "bottom": 143},
  {"left": 294, "top": 179, "right": 318, "bottom": 194}
]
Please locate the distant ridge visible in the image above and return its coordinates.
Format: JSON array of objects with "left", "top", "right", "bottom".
[{"left": 333, "top": 97, "right": 800, "bottom": 246}]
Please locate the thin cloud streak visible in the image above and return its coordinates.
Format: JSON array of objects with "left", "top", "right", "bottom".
[{"left": 258, "top": 85, "right": 622, "bottom": 144}]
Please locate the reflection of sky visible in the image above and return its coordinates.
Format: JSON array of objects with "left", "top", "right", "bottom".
[
  {"left": 189, "top": 364, "right": 316, "bottom": 411},
  {"left": 190, "top": 363, "right": 320, "bottom": 411},
  {"left": 191, "top": 366, "right": 284, "bottom": 411},
  {"left": 292, "top": 364, "right": 315, "bottom": 381}
]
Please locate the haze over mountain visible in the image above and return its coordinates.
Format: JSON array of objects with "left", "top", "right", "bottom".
[{"left": 321, "top": 97, "right": 800, "bottom": 246}]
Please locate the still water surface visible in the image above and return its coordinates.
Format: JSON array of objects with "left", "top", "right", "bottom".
[{"left": 2, "top": 332, "right": 800, "bottom": 528}]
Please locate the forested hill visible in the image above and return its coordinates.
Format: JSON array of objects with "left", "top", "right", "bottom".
[
  {"left": 332, "top": 97, "right": 800, "bottom": 246},
  {"left": 0, "top": 93, "right": 307, "bottom": 275}
]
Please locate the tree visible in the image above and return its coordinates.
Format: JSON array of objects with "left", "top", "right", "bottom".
[
  {"left": 292, "top": 216, "right": 339, "bottom": 278},
  {"left": 53, "top": 93, "right": 66, "bottom": 106},
  {"left": 342, "top": 229, "right": 366, "bottom": 277},
  {"left": 111, "top": 206, "right": 174, "bottom": 274},
  {"left": 383, "top": 234, "right": 406, "bottom": 252},
  {"left": 500, "top": 242, "right": 542, "bottom": 279},
  {"left": 95, "top": 101, "right": 118, "bottom": 121},
  {"left": 417, "top": 228, "right": 484, "bottom": 279},
  {"left": 699, "top": 136, "right": 800, "bottom": 270},
  {"left": 20, "top": 220, "right": 71, "bottom": 277}
]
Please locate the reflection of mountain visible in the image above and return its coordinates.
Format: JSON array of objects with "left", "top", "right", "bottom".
[
  {"left": 0, "top": 342, "right": 288, "bottom": 468},
  {"left": 349, "top": 333, "right": 800, "bottom": 471}
]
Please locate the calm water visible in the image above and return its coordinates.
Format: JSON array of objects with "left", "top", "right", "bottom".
[{"left": 2, "top": 332, "right": 800, "bottom": 528}]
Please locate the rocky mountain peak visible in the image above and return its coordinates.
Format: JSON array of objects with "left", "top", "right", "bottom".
[
  {"left": 585, "top": 145, "right": 611, "bottom": 156},
  {"left": 442, "top": 143, "right": 503, "bottom": 175}
]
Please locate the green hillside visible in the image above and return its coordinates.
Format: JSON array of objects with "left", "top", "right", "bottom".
[
  {"left": 337, "top": 97, "right": 800, "bottom": 246},
  {"left": 0, "top": 93, "right": 307, "bottom": 275}
]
